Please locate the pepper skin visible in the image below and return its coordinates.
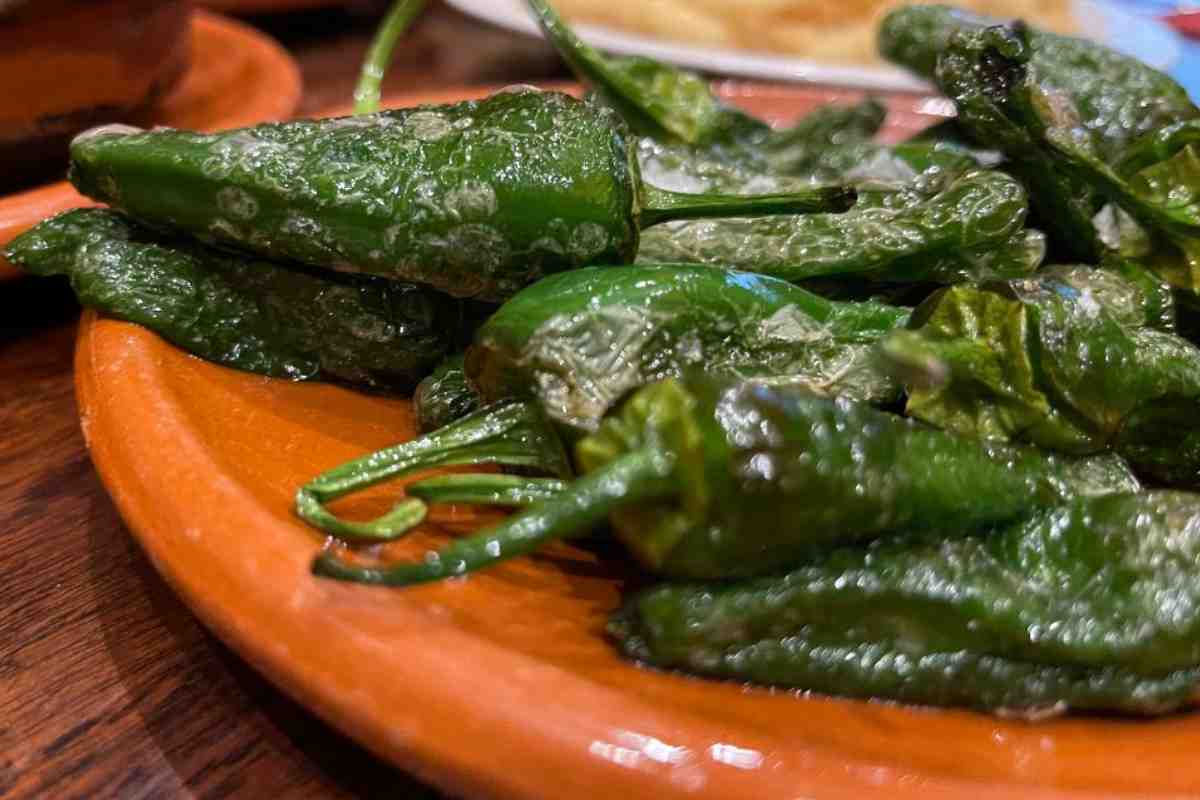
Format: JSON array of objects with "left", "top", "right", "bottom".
[
  {"left": 879, "top": 5, "right": 1197, "bottom": 160},
  {"left": 883, "top": 8, "right": 1198, "bottom": 263},
  {"left": 467, "top": 263, "right": 910, "bottom": 432},
  {"left": 638, "top": 169, "right": 1037, "bottom": 284},
  {"left": 5, "top": 209, "right": 454, "bottom": 392},
  {"left": 308, "top": 375, "right": 1104, "bottom": 584},
  {"left": 525, "top": 0, "right": 768, "bottom": 147},
  {"left": 68, "top": 90, "right": 853, "bottom": 301},
  {"left": 882, "top": 265, "right": 1200, "bottom": 486},
  {"left": 612, "top": 491, "right": 1200, "bottom": 716}
]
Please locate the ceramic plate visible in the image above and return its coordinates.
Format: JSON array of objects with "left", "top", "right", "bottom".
[
  {"left": 66, "top": 84, "right": 1200, "bottom": 800},
  {"left": 0, "top": 11, "right": 301, "bottom": 281},
  {"left": 446, "top": 0, "right": 1181, "bottom": 93}
]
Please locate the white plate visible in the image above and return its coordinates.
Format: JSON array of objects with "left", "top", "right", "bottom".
[{"left": 447, "top": 0, "right": 1182, "bottom": 92}]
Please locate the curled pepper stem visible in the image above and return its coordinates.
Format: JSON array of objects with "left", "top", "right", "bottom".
[
  {"left": 299, "top": 497, "right": 428, "bottom": 543},
  {"left": 407, "top": 474, "right": 569, "bottom": 507},
  {"left": 313, "top": 448, "right": 674, "bottom": 586},
  {"left": 295, "top": 401, "right": 570, "bottom": 541},
  {"left": 639, "top": 184, "right": 856, "bottom": 228},
  {"left": 353, "top": 0, "right": 429, "bottom": 115}
]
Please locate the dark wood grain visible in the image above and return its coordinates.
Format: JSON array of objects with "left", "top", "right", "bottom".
[{"left": 0, "top": 4, "right": 566, "bottom": 798}]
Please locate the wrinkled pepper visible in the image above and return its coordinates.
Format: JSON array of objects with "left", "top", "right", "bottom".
[
  {"left": 882, "top": 263, "right": 1200, "bottom": 486},
  {"left": 883, "top": 7, "right": 1198, "bottom": 263},
  {"left": 524, "top": 0, "right": 767, "bottom": 148},
  {"left": 467, "top": 263, "right": 910, "bottom": 432},
  {"left": 638, "top": 169, "right": 1040, "bottom": 285},
  {"left": 613, "top": 491, "right": 1200, "bottom": 716},
  {"left": 526, "top": 0, "right": 894, "bottom": 194},
  {"left": 879, "top": 5, "right": 1197, "bottom": 158},
  {"left": 5, "top": 209, "right": 455, "bottom": 391},
  {"left": 68, "top": 90, "right": 854, "bottom": 302},
  {"left": 303, "top": 374, "right": 1121, "bottom": 583}
]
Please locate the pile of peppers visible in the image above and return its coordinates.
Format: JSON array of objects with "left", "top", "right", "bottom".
[{"left": 11, "top": 0, "right": 1200, "bottom": 716}]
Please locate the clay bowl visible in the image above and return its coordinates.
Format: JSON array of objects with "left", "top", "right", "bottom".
[
  {"left": 0, "top": 0, "right": 192, "bottom": 190},
  {"left": 66, "top": 84, "right": 1200, "bottom": 799},
  {"left": 0, "top": 10, "right": 301, "bottom": 281}
]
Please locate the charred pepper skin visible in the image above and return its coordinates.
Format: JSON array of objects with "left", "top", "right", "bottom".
[
  {"left": 467, "top": 263, "right": 910, "bottom": 433},
  {"left": 69, "top": 91, "right": 853, "bottom": 302},
  {"left": 5, "top": 209, "right": 453, "bottom": 391},
  {"left": 612, "top": 492, "right": 1200, "bottom": 716}
]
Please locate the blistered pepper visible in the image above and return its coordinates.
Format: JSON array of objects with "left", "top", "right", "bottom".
[
  {"left": 301, "top": 374, "right": 1126, "bottom": 583},
  {"left": 5, "top": 209, "right": 456, "bottom": 392},
  {"left": 613, "top": 491, "right": 1200, "bottom": 716},
  {"left": 68, "top": 90, "right": 853, "bottom": 301},
  {"left": 467, "top": 263, "right": 910, "bottom": 432}
]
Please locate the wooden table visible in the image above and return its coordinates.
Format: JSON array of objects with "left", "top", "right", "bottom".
[{"left": 0, "top": 4, "right": 565, "bottom": 797}]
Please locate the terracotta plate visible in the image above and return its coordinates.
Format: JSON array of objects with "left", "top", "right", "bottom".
[
  {"left": 73, "top": 85, "right": 1200, "bottom": 800},
  {"left": 0, "top": 11, "right": 301, "bottom": 281},
  {"left": 199, "top": 0, "right": 344, "bottom": 11}
]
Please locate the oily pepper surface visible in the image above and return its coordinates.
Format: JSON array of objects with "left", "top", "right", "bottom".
[
  {"left": 5, "top": 209, "right": 454, "bottom": 391},
  {"left": 468, "top": 263, "right": 909, "bottom": 433},
  {"left": 614, "top": 491, "right": 1200, "bottom": 715}
]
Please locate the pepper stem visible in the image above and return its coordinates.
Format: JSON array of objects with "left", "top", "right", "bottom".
[
  {"left": 313, "top": 449, "right": 675, "bottom": 586},
  {"left": 353, "top": 0, "right": 429, "bottom": 115},
  {"left": 295, "top": 401, "right": 570, "bottom": 541},
  {"left": 301, "top": 497, "right": 429, "bottom": 543},
  {"left": 639, "top": 184, "right": 855, "bottom": 229},
  {"left": 407, "top": 474, "right": 569, "bottom": 507}
]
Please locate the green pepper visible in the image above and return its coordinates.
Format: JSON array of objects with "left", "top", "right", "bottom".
[
  {"left": 882, "top": 265, "right": 1200, "bottom": 486},
  {"left": 304, "top": 374, "right": 1104, "bottom": 584},
  {"left": 527, "top": 0, "right": 903, "bottom": 202},
  {"left": 413, "top": 353, "right": 480, "bottom": 433},
  {"left": 529, "top": 0, "right": 891, "bottom": 162},
  {"left": 68, "top": 91, "right": 853, "bottom": 302},
  {"left": 930, "top": 25, "right": 1104, "bottom": 261},
  {"left": 637, "top": 169, "right": 1040, "bottom": 285},
  {"left": 4, "top": 209, "right": 455, "bottom": 391},
  {"left": 935, "top": 22, "right": 1200, "bottom": 280},
  {"left": 885, "top": 10, "right": 1197, "bottom": 263},
  {"left": 879, "top": 5, "right": 1198, "bottom": 160},
  {"left": 467, "top": 263, "right": 910, "bottom": 432},
  {"left": 632, "top": 107, "right": 887, "bottom": 200},
  {"left": 762, "top": 100, "right": 887, "bottom": 160},
  {"left": 613, "top": 491, "right": 1200, "bottom": 715},
  {"left": 525, "top": 0, "right": 767, "bottom": 147},
  {"left": 1027, "top": 108, "right": 1200, "bottom": 295}
]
